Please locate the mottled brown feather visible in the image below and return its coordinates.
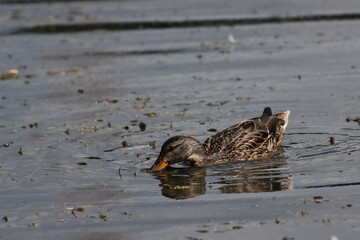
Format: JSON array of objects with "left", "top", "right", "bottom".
[
  {"left": 201, "top": 110, "right": 290, "bottom": 165},
  {"left": 150, "top": 108, "right": 290, "bottom": 171}
]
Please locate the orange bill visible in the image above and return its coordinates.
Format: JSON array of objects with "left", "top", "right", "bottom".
[{"left": 149, "top": 156, "right": 169, "bottom": 172}]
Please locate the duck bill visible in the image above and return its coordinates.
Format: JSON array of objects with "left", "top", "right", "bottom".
[{"left": 149, "top": 156, "right": 169, "bottom": 172}]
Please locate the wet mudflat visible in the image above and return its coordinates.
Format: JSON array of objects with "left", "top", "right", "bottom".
[{"left": 1, "top": 0, "right": 360, "bottom": 239}]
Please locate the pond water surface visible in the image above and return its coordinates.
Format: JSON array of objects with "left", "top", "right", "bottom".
[{"left": 1, "top": 0, "right": 360, "bottom": 239}]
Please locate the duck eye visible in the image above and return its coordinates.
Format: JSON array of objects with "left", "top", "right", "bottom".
[{"left": 167, "top": 144, "right": 179, "bottom": 152}]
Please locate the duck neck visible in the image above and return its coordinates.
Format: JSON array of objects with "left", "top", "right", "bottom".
[
  {"left": 187, "top": 144, "right": 216, "bottom": 167},
  {"left": 177, "top": 137, "right": 207, "bottom": 167}
]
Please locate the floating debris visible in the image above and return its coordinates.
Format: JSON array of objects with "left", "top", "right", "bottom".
[
  {"left": 46, "top": 67, "right": 78, "bottom": 76},
  {"left": 103, "top": 146, "right": 123, "bottom": 152},
  {"left": 175, "top": 108, "right": 190, "bottom": 116},
  {"left": 329, "top": 136, "right": 335, "bottom": 145},
  {"left": 236, "top": 96, "right": 251, "bottom": 101},
  {"left": 0, "top": 69, "right": 19, "bottom": 80},
  {"left": 74, "top": 207, "right": 84, "bottom": 212},
  {"left": 29, "top": 122, "right": 38, "bottom": 128},
  {"left": 206, "top": 100, "right": 230, "bottom": 107},
  {"left": 149, "top": 140, "right": 156, "bottom": 149},
  {"left": 122, "top": 141, "right": 129, "bottom": 147},
  {"left": 71, "top": 206, "right": 85, "bottom": 218},
  {"left": 85, "top": 156, "right": 101, "bottom": 160},
  {"left": 144, "top": 112, "right": 158, "bottom": 117},
  {"left": 71, "top": 206, "right": 84, "bottom": 214},
  {"left": 134, "top": 97, "right": 151, "bottom": 109},
  {"left": 346, "top": 117, "right": 360, "bottom": 125},
  {"left": 300, "top": 210, "right": 309, "bottom": 216},
  {"left": 207, "top": 128, "right": 217, "bottom": 132},
  {"left": 81, "top": 126, "right": 99, "bottom": 132},
  {"left": 64, "top": 129, "right": 70, "bottom": 135},
  {"left": 106, "top": 98, "right": 118, "bottom": 103},
  {"left": 313, "top": 196, "right": 324, "bottom": 204},
  {"left": 228, "top": 33, "right": 238, "bottom": 45},
  {"left": 28, "top": 222, "right": 39, "bottom": 228},
  {"left": 282, "top": 237, "right": 295, "bottom": 240},
  {"left": 118, "top": 166, "right": 122, "bottom": 179},
  {"left": 18, "top": 147, "right": 24, "bottom": 155},
  {"left": 274, "top": 217, "right": 282, "bottom": 224},
  {"left": 99, "top": 214, "right": 108, "bottom": 221},
  {"left": 1, "top": 142, "right": 13, "bottom": 148},
  {"left": 77, "top": 89, "right": 84, "bottom": 94},
  {"left": 139, "top": 122, "right": 146, "bottom": 131},
  {"left": 3, "top": 216, "right": 8, "bottom": 223},
  {"left": 77, "top": 162, "right": 87, "bottom": 166},
  {"left": 231, "top": 226, "right": 243, "bottom": 230}
]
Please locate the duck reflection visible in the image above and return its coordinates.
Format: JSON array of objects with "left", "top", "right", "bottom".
[
  {"left": 153, "top": 167, "right": 207, "bottom": 199},
  {"left": 213, "top": 160, "right": 292, "bottom": 194},
  {"left": 152, "top": 160, "right": 292, "bottom": 199}
]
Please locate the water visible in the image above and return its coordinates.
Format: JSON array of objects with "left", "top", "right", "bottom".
[{"left": 1, "top": 0, "right": 360, "bottom": 239}]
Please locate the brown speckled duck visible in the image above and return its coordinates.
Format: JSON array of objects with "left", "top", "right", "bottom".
[{"left": 149, "top": 107, "right": 290, "bottom": 172}]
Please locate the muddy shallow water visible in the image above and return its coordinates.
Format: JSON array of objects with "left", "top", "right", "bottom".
[{"left": 1, "top": 0, "right": 360, "bottom": 239}]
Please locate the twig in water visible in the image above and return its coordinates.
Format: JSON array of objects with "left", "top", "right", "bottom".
[{"left": 118, "top": 166, "right": 122, "bottom": 179}]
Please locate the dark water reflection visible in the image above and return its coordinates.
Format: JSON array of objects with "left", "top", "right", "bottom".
[
  {"left": 152, "top": 159, "right": 292, "bottom": 199},
  {"left": 154, "top": 168, "right": 207, "bottom": 200},
  {"left": 8, "top": 13, "right": 360, "bottom": 35}
]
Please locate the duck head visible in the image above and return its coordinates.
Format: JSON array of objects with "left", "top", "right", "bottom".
[{"left": 149, "top": 136, "right": 205, "bottom": 172}]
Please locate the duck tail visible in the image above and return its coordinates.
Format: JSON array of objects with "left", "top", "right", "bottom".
[
  {"left": 262, "top": 107, "right": 272, "bottom": 116},
  {"left": 276, "top": 110, "right": 291, "bottom": 130}
]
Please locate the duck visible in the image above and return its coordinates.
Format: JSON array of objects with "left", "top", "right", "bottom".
[{"left": 149, "top": 107, "right": 290, "bottom": 172}]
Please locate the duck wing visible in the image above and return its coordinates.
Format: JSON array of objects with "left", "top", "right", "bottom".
[{"left": 203, "top": 107, "right": 290, "bottom": 160}]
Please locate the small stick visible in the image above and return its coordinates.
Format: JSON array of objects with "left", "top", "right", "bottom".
[
  {"left": 118, "top": 166, "right": 122, "bottom": 179},
  {"left": 104, "top": 146, "right": 122, "bottom": 152}
]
